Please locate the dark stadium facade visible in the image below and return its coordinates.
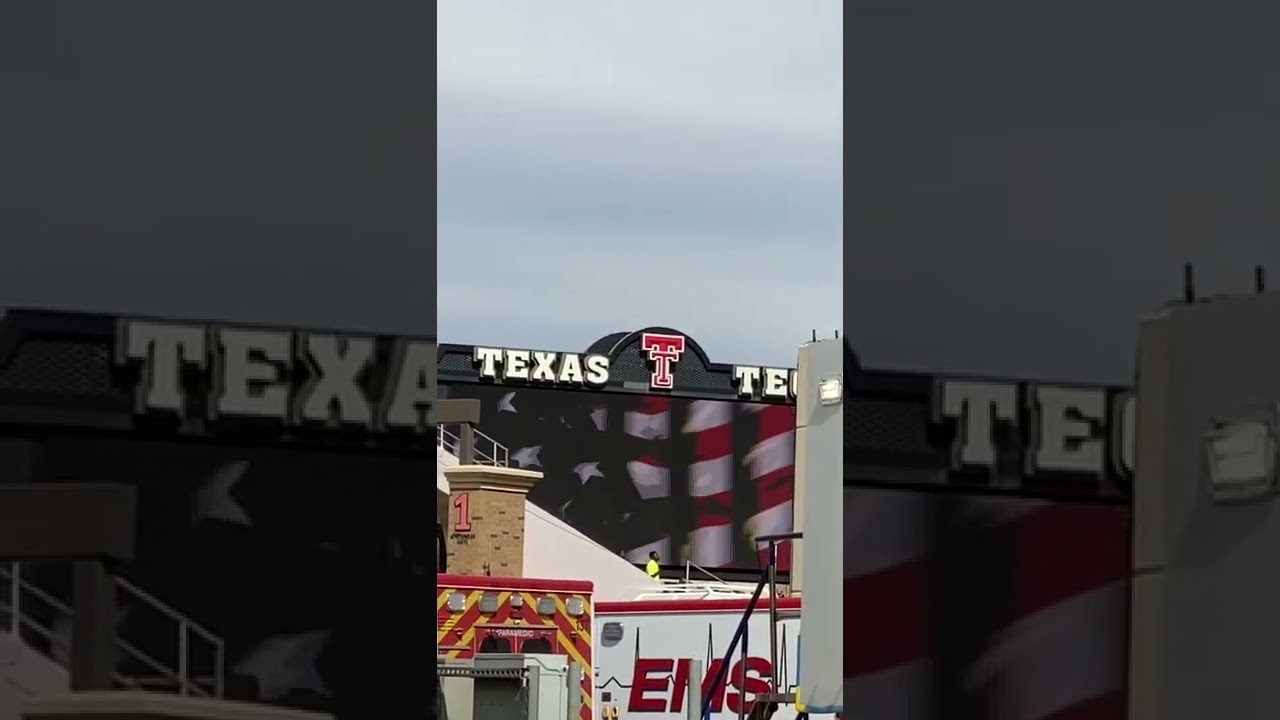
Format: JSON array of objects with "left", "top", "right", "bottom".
[{"left": 0, "top": 308, "right": 1135, "bottom": 718}]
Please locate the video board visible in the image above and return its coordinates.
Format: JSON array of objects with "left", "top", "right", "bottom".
[
  {"left": 438, "top": 326, "right": 800, "bottom": 572},
  {"left": 845, "top": 486, "right": 1129, "bottom": 718},
  {"left": 442, "top": 382, "right": 796, "bottom": 571}
]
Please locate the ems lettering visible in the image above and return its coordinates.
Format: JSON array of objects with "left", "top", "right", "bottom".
[
  {"left": 626, "top": 656, "right": 771, "bottom": 713},
  {"left": 933, "top": 379, "right": 1135, "bottom": 483},
  {"left": 639, "top": 333, "right": 686, "bottom": 390},
  {"left": 472, "top": 346, "right": 609, "bottom": 388},
  {"left": 116, "top": 319, "right": 436, "bottom": 434}
]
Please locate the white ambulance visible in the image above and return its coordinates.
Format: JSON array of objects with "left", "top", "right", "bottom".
[{"left": 594, "top": 585, "right": 802, "bottom": 720}]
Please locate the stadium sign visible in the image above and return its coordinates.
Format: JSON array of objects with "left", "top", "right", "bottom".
[
  {"left": 935, "top": 378, "right": 1135, "bottom": 479},
  {"left": 472, "top": 331, "right": 797, "bottom": 400},
  {"left": 472, "top": 346, "right": 612, "bottom": 389},
  {"left": 115, "top": 319, "right": 436, "bottom": 433}
]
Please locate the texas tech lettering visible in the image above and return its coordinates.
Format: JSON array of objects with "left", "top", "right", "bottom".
[
  {"left": 464, "top": 332, "right": 798, "bottom": 400},
  {"left": 116, "top": 319, "right": 435, "bottom": 435},
  {"left": 473, "top": 346, "right": 610, "bottom": 388}
]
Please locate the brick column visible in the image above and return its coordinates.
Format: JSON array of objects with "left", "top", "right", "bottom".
[{"left": 442, "top": 465, "right": 541, "bottom": 577}]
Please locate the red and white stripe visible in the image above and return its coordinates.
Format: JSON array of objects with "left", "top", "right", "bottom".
[
  {"left": 682, "top": 400, "right": 735, "bottom": 568},
  {"left": 971, "top": 501, "right": 1129, "bottom": 720},
  {"left": 746, "top": 405, "right": 797, "bottom": 570},
  {"left": 845, "top": 488, "right": 933, "bottom": 720},
  {"left": 624, "top": 396, "right": 671, "bottom": 560}
]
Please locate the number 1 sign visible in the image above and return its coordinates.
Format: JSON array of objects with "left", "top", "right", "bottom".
[
  {"left": 451, "top": 492, "right": 475, "bottom": 538},
  {"left": 452, "top": 492, "right": 473, "bottom": 532}
]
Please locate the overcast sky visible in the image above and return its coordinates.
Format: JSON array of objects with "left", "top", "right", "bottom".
[
  {"left": 0, "top": 5, "right": 427, "bottom": 337},
  {"left": 0, "top": 3, "right": 838, "bottom": 371},
  {"left": 437, "top": 1, "right": 843, "bottom": 368},
  {"left": 9, "top": 5, "right": 1280, "bottom": 383},
  {"left": 851, "top": 2, "right": 1280, "bottom": 383}
]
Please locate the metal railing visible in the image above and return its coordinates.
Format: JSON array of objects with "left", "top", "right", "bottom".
[
  {"left": 681, "top": 560, "right": 733, "bottom": 585},
  {"left": 437, "top": 424, "right": 509, "bottom": 467},
  {"left": 0, "top": 561, "right": 224, "bottom": 698},
  {"left": 634, "top": 580, "right": 759, "bottom": 600},
  {"left": 698, "top": 532, "right": 803, "bottom": 720}
]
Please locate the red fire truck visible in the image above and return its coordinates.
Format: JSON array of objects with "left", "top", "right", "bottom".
[{"left": 436, "top": 573, "right": 596, "bottom": 720}]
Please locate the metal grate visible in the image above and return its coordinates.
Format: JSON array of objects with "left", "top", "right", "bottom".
[
  {"left": 438, "top": 353, "right": 475, "bottom": 375},
  {"left": 437, "top": 665, "right": 526, "bottom": 679},
  {"left": 848, "top": 396, "right": 934, "bottom": 453},
  {"left": 0, "top": 339, "right": 123, "bottom": 398},
  {"left": 607, "top": 350, "right": 725, "bottom": 390}
]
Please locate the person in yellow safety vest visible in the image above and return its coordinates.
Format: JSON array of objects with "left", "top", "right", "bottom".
[{"left": 645, "top": 551, "right": 661, "bottom": 578}]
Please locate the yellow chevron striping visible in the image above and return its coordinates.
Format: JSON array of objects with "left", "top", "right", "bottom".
[{"left": 437, "top": 586, "right": 595, "bottom": 719}]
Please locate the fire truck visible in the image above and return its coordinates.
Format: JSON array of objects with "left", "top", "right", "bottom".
[{"left": 436, "top": 573, "right": 596, "bottom": 720}]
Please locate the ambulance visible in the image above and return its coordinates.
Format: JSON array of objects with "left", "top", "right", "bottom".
[{"left": 593, "top": 591, "right": 802, "bottom": 720}]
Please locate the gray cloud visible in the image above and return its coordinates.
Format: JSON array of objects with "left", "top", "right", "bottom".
[
  {"left": 851, "top": 2, "right": 1280, "bottom": 383},
  {"left": 0, "top": 3, "right": 839, "bottom": 370},
  {"left": 0, "top": 5, "right": 429, "bottom": 335},
  {"left": 438, "top": 0, "right": 843, "bottom": 367},
  {"left": 439, "top": 92, "right": 840, "bottom": 238}
]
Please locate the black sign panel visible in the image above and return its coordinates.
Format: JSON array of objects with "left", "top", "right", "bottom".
[
  {"left": 0, "top": 309, "right": 437, "bottom": 452},
  {"left": 438, "top": 326, "right": 797, "bottom": 403},
  {"left": 848, "top": 368, "right": 1132, "bottom": 502}
]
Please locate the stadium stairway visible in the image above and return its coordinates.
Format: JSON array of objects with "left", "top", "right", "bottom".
[
  {"left": 437, "top": 426, "right": 659, "bottom": 601},
  {"left": 0, "top": 562, "right": 222, "bottom": 720}
]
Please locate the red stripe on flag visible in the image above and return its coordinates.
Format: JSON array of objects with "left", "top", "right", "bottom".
[
  {"left": 1010, "top": 504, "right": 1129, "bottom": 618},
  {"left": 692, "top": 423, "right": 732, "bottom": 462},
  {"left": 753, "top": 467, "right": 794, "bottom": 512},
  {"left": 845, "top": 560, "right": 930, "bottom": 676},
  {"left": 754, "top": 405, "right": 796, "bottom": 571},
  {"left": 636, "top": 395, "right": 670, "bottom": 416},
  {"left": 755, "top": 404, "right": 793, "bottom": 437}
]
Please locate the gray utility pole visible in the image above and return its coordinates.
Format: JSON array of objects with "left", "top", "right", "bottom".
[
  {"left": 792, "top": 337, "right": 843, "bottom": 717},
  {"left": 1131, "top": 289, "right": 1280, "bottom": 719}
]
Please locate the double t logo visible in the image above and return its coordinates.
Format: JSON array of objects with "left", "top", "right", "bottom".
[{"left": 639, "top": 333, "right": 686, "bottom": 390}]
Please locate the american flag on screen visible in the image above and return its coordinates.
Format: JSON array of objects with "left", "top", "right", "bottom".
[
  {"left": 845, "top": 487, "right": 1129, "bottom": 719},
  {"left": 621, "top": 398, "right": 795, "bottom": 570},
  {"left": 450, "top": 384, "right": 796, "bottom": 571}
]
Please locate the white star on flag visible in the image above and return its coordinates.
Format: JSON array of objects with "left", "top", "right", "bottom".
[
  {"left": 234, "top": 630, "right": 331, "bottom": 700},
  {"left": 191, "top": 461, "right": 252, "bottom": 527}
]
